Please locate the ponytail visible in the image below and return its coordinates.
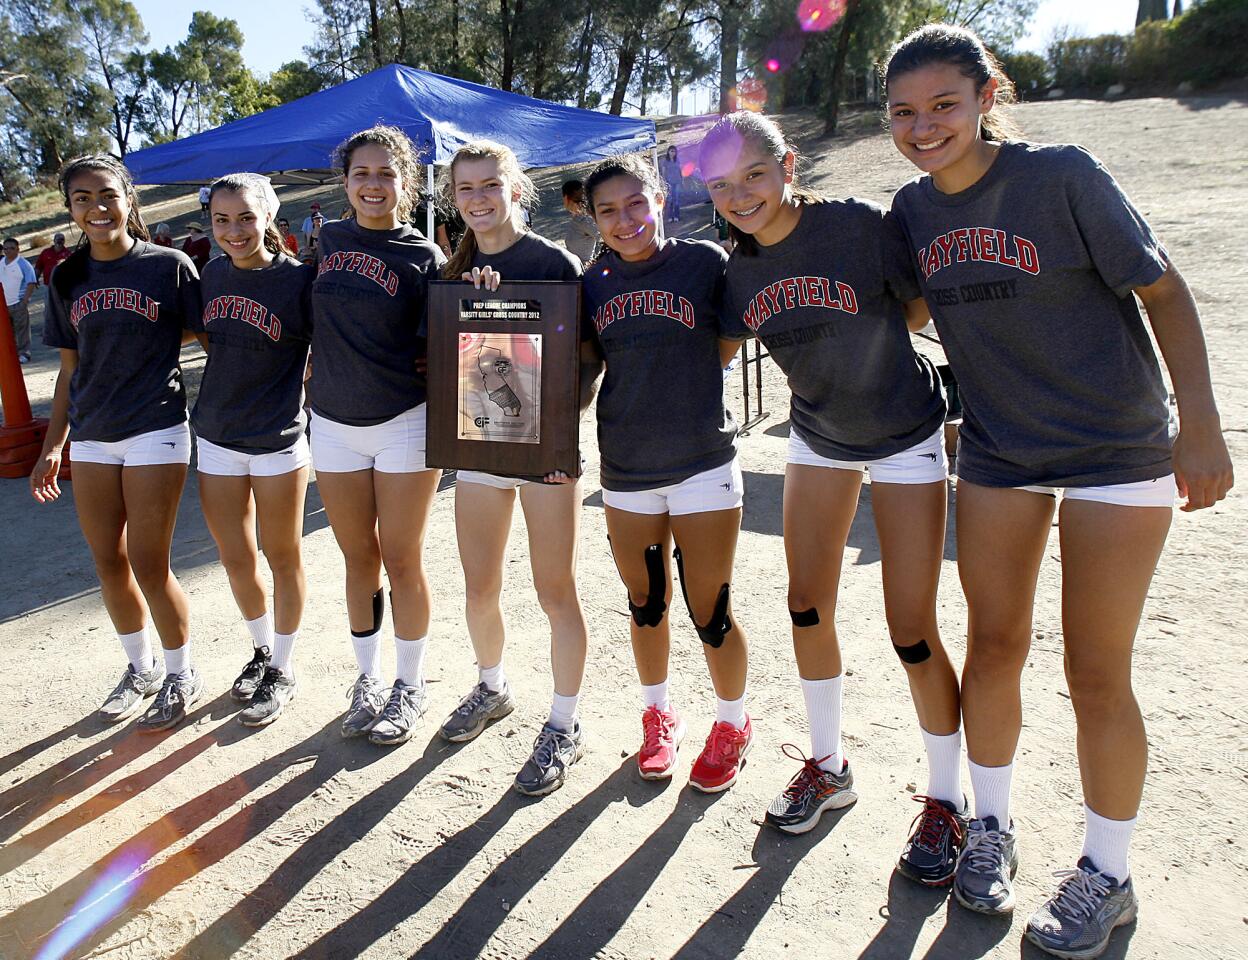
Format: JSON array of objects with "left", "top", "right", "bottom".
[{"left": 440, "top": 140, "right": 535, "bottom": 280}]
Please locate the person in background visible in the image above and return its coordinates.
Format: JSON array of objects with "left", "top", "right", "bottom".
[
  {"left": 36, "top": 233, "right": 72, "bottom": 286},
  {"left": 659, "top": 145, "right": 684, "bottom": 224},
  {"left": 2, "top": 237, "right": 36, "bottom": 363},
  {"left": 152, "top": 223, "right": 175, "bottom": 248},
  {"left": 181, "top": 223, "right": 211, "bottom": 273},
  {"left": 277, "top": 218, "right": 300, "bottom": 256},
  {"left": 560, "top": 180, "right": 598, "bottom": 265},
  {"left": 198, "top": 184, "right": 211, "bottom": 216},
  {"left": 301, "top": 202, "right": 322, "bottom": 250},
  {"left": 307, "top": 213, "right": 325, "bottom": 259}
]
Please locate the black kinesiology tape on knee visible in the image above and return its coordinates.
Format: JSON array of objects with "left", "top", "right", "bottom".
[
  {"left": 790, "top": 607, "right": 820, "bottom": 627},
  {"left": 624, "top": 542, "right": 667, "bottom": 628},
  {"left": 893, "top": 638, "right": 932, "bottom": 664},
  {"left": 351, "top": 588, "right": 386, "bottom": 638},
  {"left": 673, "top": 546, "right": 733, "bottom": 648}
]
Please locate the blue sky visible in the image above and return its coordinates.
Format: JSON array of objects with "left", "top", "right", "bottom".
[{"left": 133, "top": 0, "right": 1141, "bottom": 78}]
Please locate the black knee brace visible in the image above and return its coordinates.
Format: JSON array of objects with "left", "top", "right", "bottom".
[
  {"left": 790, "top": 607, "right": 820, "bottom": 627},
  {"left": 673, "top": 546, "right": 733, "bottom": 649},
  {"left": 350, "top": 588, "right": 386, "bottom": 638},
  {"left": 893, "top": 638, "right": 932, "bottom": 664},
  {"left": 607, "top": 537, "right": 668, "bottom": 628}
]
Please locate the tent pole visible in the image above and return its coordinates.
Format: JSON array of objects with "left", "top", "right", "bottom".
[{"left": 426, "top": 165, "right": 435, "bottom": 240}]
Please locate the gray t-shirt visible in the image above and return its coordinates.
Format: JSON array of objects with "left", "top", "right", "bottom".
[
  {"left": 563, "top": 214, "right": 599, "bottom": 264},
  {"left": 190, "top": 255, "right": 314, "bottom": 453},
  {"left": 309, "top": 218, "right": 446, "bottom": 426},
  {"left": 721, "top": 199, "right": 945, "bottom": 461},
  {"left": 891, "top": 141, "right": 1171, "bottom": 487},
  {"left": 44, "top": 241, "right": 201, "bottom": 442},
  {"left": 470, "top": 230, "right": 582, "bottom": 281},
  {"left": 583, "top": 238, "right": 738, "bottom": 491}
]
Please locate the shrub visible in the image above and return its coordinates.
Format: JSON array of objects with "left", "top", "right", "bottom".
[
  {"left": 1047, "top": 34, "right": 1131, "bottom": 90},
  {"left": 1170, "top": 0, "right": 1248, "bottom": 87},
  {"left": 998, "top": 51, "right": 1049, "bottom": 98}
]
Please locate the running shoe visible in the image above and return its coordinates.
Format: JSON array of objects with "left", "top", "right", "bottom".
[
  {"left": 439, "top": 681, "right": 516, "bottom": 743},
  {"left": 341, "top": 673, "right": 386, "bottom": 738},
  {"left": 514, "top": 720, "right": 584, "bottom": 796},
  {"left": 1024, "top": 858, "right": 1138, "bottom": 960},
  {"left": 953, "top": 815, "right": 1019, "bottom": 914},
  {"left": 136, "top": 668, "right": 203, "bottom": 733},
  {"left": 98, "top": 661, "right": 164, "bottom": 723},
  {"left": 238, "top": 667, "right": 296, "bottom": 727},
  {"left": 638, "top": 704, "right": 686, "bottom": 780},
  {"left": 368, "top": 680, "right": 428, "bottom": 746},
  {"left": 689, "top": 716, "right": 753, "bottom": 793},
  {"left": 764, "top": 743, "right": 857, "bottom": 834},
  {"left": 897, "top": 794, "right": 968, "bottom": 886},
  {"left": 231, "top": 646, "right": 270, "bottom": 701}
]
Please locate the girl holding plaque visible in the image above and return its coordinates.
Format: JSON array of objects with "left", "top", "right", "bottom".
[
  {"left": 885, "top": 25, "right": 1231, "bottom": 951},
  {"left": 308, "top": 125, "right": 446, "bottom": 748},
  {"left": 437, "top": 141, "right": 594, "bottom": 798},
  {"left": 581, "top": 154, "right": 753, "bottom": 794}
]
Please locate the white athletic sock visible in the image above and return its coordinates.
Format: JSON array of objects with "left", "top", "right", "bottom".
[
  {"left": 1080, "top": 804, "right": 1136, "bottom": 882},
  {"left": 271, "top": 630, "right": 298, "bottom": 676},
  {"left": 244, "top": 611, "right": 274, "bottom": 651},
  {"left": 641, "top": 679, "right": 670, "bottom": 712},
  {"left": 715, "top": 694, "right": 747, "bottom": 730},
  {"left": 801, "top": 674, "right": 844, "bottom": 773},
  {"left": 395, "top": 635, "right": 428, "bottom": 687},
  {"left": 479, "top": 661, "right": 507, "bottom": 692},
  {"left": 350, "top": 629, "right": 382, "bottom": 679},
  {"left": 968, "top": 758, "right": 1013, "bottom": 826},
  {"left": 547, "top": 692, "right": 579, "bottom": 732},
  {"left": 921, "top": 727, "right": 964, "bottom": 807},
  {"left": 164, "top": 641, "right": 191, "bottom": 677},
  {"left": 118, "top": 627, "right": 155, "bottom": 672}
]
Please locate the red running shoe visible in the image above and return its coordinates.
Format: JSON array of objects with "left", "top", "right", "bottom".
[
  {"left": 639, "top": 705, "right": 687, "bottom": 780},
  {"left": 689, "top": 716, "right": 753, "bottom": 793}
]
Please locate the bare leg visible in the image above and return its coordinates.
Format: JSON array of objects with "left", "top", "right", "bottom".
[
  {"left": 604, "top": 507, "right": 672, "bottom": 686},
  {"left": 316, "top": 469, "right": 382, "bottom": 633},
  {"left": 252, "top": 467, "right": 309, "bottom": 635},
  {"left": 199, "top": 473, "right": 266, "bottom": 622},
  {"left": 120, "top": 464, "right": 189, "bottom": 650},
  {"left": 374, "top": 470, "right": 440, "bottom": 639},
  {"left": 455, "top": 481, "right": 517, "bottom": 671},
  {"left": 72, "top": 462, "right": 147, "bottom": 636}
]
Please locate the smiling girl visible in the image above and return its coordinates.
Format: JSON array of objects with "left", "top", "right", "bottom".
[
  {"left": 32, "top": 155, "right": 202, "bottom": 732},
  {"left": 699, "top": 113, "right": 965, "bottom": 867},
  {"left": 309, "top": 125, "right": 446, "bottom": 747},
  {"left": 435, "top": 141, "right": 593, "bottom": 797},
  {"left": 885, "top": 24, "right": 1232, "bottom": 956},
  {"left": 582, "top": 154, "right": 751, "bottom": 793},
  {"left": 191, "top": 174, "right": 313, "bottom": 727}
]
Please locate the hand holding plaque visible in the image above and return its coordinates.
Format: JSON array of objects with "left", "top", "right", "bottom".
[{"left": 426, "top": 281, "right": 582, "bottom": 478}]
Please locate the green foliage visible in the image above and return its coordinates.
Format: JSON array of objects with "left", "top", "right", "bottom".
[
  {"left": 1048, "top": 33, "right": 1132, "bottom": 90},
  {"left": 997, "top": 50, "right": 1048, "bottom": 97},
  {"left": 267, "top": 61, "right": 329, "bottom": 104},
  {"left": 1170, "top": 0, "right": 1248, "bottom": 87}
]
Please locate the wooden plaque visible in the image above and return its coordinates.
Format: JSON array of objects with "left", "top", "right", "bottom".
[{"left": 426, "top": 280, "right": 582, "bottom": 478}]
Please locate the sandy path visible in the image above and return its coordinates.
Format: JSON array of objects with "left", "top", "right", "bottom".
[{"left": 0, "top": 95, "right": 1245, "bottom": 960}]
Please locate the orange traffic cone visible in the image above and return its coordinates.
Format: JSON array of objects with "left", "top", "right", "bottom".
[{"left": 0, "top": 297, "right": 67, "bottom": 479}]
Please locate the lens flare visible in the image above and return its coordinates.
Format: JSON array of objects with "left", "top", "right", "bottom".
[
  {"left": 680, "top": 161, "right": 697, "bottom": 178},
  {"left": 737, "top": 78, "right": 767, "bottom": 112},
  {"left": 34, "top": 846, "right": 149, "bottom": 960},
  {"left": 797, "top": 0, "right": 845, "bottom": 32},
  {"left": 766, "top": 59, "right": 781, "bottom": 73}
]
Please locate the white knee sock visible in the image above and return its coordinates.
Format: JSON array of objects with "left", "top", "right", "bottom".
[
  {"left": 641, "top": 679, "right": 670, "bottom": 712},
  {"left": 395, "top": 635, "right": 428, "bottom": 687},
  {"left": 350, "top": 629, "right": 382, "bottom": 679},
  {"left": 1080, "top": 804, "right": 1136, "bottom": 882},
  {"left": 479, "top": 660, "right": 507, "bottom": 692},
  {"left": 968, "top": 758, "right": 1013, "bottom": 826},
  {"left": 547, "top": 692, "right": 579, "bottom": 732},
  {"left": 801, "top": 674, "right": 844, "bottom": 773},
  {"left": 271, "top": 630, "right": 298, "bottom": 676},
  {"left": 244, "top": 611, "right": 274, "bottom": 651},
  {"left": 921, "top": 727, "right": 964, "bottom": 807},
  {"left": 118, "top": 627, "right": 154, "bottom": 672},
  {"left": 164, "top": 641, "right": 192, "bottom": 677},
  {"left": 715, "top": 694, "right": 747, "bottom": 730}
]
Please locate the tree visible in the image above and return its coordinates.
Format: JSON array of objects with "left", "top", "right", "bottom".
[
  {"left": 145, "top": 11, "right": 246, "bottom": 140},
  {"left": 267, "top": 61, "right": 329, "bottom": 104},
  {"left": 823, "top": 0, "right": 862, "bottom": 135},
  {"left": 78, "top": 0, "right": 149, "bottom": 156},
  {"left": 1137, "top": 0, "right": 1169, "bottom": 25}
]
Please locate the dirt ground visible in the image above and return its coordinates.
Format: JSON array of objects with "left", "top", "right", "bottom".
[{"left": 1, "top": 96, "right": 1245, "bottom": 960}]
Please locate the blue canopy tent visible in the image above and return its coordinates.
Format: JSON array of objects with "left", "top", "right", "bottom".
[{"left": 125, "top": 64, "right": 657, "bottom": 185}]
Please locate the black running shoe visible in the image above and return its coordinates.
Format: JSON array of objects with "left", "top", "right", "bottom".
[
  {"left": 231, "top": 646, "right": 270, "bottom": 701},
  {"left": 764, "top": 743, "right": 857, "bottom": 835},
  {"left": 897, "top": 794, "right": 968, "bottom": 887}
]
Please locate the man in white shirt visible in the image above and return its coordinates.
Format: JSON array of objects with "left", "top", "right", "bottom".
[{"left": 2, "top": 237, "right": 37, "bottom": 363}]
